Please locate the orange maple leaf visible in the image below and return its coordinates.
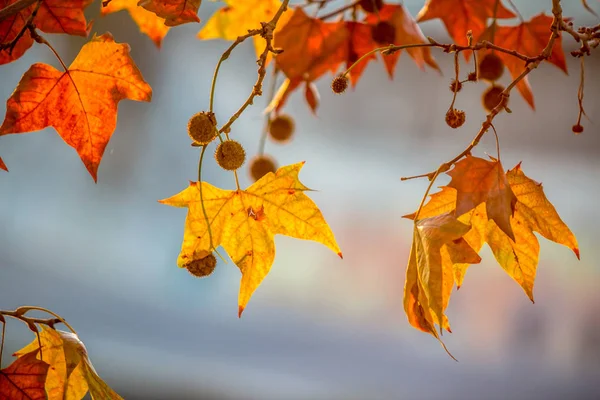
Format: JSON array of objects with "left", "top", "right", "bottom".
[
  {"left": 0, "top": 351, "right": 49, "bottom": 400},
  {"left": 0, "top": 156, "right": 6, "bottom": 171},
  {"left": 101, "top": 0, "right": 169, "bottom": 47},
  {"left": 271, "top": 8, "right": 348, "bottom": 113},
  {"left": 364, "top": 4, "right": 439, "bottom": 79},
  {"left": 345, "top": 21, "right": 376, "bottom": 86},
  {"left": 417, "top": 0, "right": 515, "bottom": 47},
  {"left": 138, "top": 0, "right": 201, "bottom": 26},
  {"left": 0, "top": 33, "right": 152, "bottom": 181},
  {"left": 481, "top": 14, "right": 568, "bottom": 109},
  {"left": 275, "top": 7, "right": 349, "bottom": 83},
  {"left": 0, "top": 0, "right": 92, "bottom": 65},
  {"left": 447, "top": 155, "right": 517, "bottom": 241}
]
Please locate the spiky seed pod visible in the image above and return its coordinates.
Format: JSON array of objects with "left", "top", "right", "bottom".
[
  {"left": 449, "top": 79, "right": 463, "bottom": 93},
  {"left": 249, "top": 155, "right": 277, "bottom": 182},
  {"left": 188, "top": 111, "right": 217, "bottom": 145},
  {"left": 482, "top": 85, "right": 505, "bottom": 112},
  {"left": 572, "top": 124, "right": 584, "bottom": 134},
  {"left": 478, "top": 53, "right": 505, "bottom": 82},
  {"left": 467, "top": 71, "right": 477, "bottom": 82},
  {"left": 359, "top": 0, "right": 383, "bottom": 13},
  {"left": 331, "top": 74, "right": 349, "bottom": 94},
  {"left": 371, "top": 21, "right": 396, "bottom": 44},
  {"left": 269, "top": 114, "right": 295, "bottom": 143},
  {"left": 215, "top": 140, "right": 246, "bottom": 171},
  {"left": 445, "top": 108, "right": 466, "bottom": 129},
  {"left": 185, "top": 254, "right": 217, "bottom": 278}
]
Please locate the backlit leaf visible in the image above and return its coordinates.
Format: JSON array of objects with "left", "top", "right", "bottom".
[
  {"left": 365, "top": 4, "right": 439, "bottom": 78},
  {"left": 160, "top": 162, "right": 342, "bottom": 315},
  {"left": 417, "top": 0, "right": 515, "bottom": 47},
  {"left": 14, "top": 326, "right": 122, "bottom": 400},
  {"left": 198, "top": 0, "right": 291, "bottom": 60},
  {"left": 0, "top": 156, "right": 6, "bottom": 171},
  {"left": 138, "top": 0, "right": 201, "bottom": 26},
  {"left": 101, "top": 0, "right": 169, "bottom": 47},
  {"left": 274, "top": 7, "right": 349, "bottom": 83},
  {"left": 447, "top": 155, "right": 517, "bottom": 240},
  {"left": 0, "top": 0, "right": 92, "bottom": 65},
  {"left": 0, "top": 33, "right": 152, "bottom": 181},
  {"left": 404, "top": 162, "right": 578, "bottom": 304},
  {"left": 0, "top": 351, "right": 48, "bottom": 400}
]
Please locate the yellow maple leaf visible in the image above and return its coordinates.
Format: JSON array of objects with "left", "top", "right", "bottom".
[
  {"left": 14, "top": 326, "right": 122, "bottom": 400},
  {"left": 405, "top": 213, "right": 480, "bottom": 332},
  {"left": 197, "top": 0, "right": 291, "bottom": 60},
  {"left": 101, "top": 0, "right": 170, "bottom": 47},
  {"left": 160, "top": 162, "right": 342, "bottom": 315},
  {"left": 404, "top": 162, "right": 579, "bottom": 302}
]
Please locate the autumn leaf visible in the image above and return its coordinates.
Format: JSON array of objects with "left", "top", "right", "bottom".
[
  {"left": 364, "top": 4, "right": 439, "bottom": 78},
  {"left": 405, "top": 161, "right": 579, "bottom": 302},
  {"left": 345, "top": 21, "right": 376, "bottom": 86},
  {"left": 275, "top": 7, "right": 349, "bottom": 83},
  {"left": 417, "top": 0, "right": 515, "bottom": 47},
  {"left": 139, "top": 0, "right": 201, "bottom": 26},
  {"left": 481, "top": 14, "right": 568, "bottom": 109},
  {"left": 304, "top": 81, "right": 319, "bottom": 114},
  {"left": 15, "top": 326, "right": 122, "bottom": 400},
  {"left": 0, "top": 33, "right": 152, "bottom": 181},
  {"left": 198, "top": 0, "right": 291, "bottom": 60},
  {"left": 0, "top": 351, "right": 49, "bottom": 400},
  {"left": 405, "top": 213, "right": 480, "bottom": 331},
  {"left": 160, "top": 162, "right": 342, "bottom": 315},
  {"left": 0, "top": 0, "right": 92, "bottom": 65},
  {"left": 0, "top": 156, "right": 7, "bottom": 171},
  {"left": 101, "top": 0, "right": 169, "bottom": 47},
  {"left": 447, "top": 155, "right": 517, "bottom": 241}
]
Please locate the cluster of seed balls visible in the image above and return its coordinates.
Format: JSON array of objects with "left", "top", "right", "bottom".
[{"left": 187, "top": 110, "right": 296, "bottom": 181}]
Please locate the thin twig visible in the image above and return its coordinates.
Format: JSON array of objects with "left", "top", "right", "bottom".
[
  {"left": 319, "top": 0, "right": 360, "bottom": 20},
  {"left": 218, "top": 0, "right": 291, "bottom": 134}
]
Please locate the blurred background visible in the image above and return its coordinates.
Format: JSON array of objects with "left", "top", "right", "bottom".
[{"left": 1, "top": 0, "right": 599, "bottom": 399}]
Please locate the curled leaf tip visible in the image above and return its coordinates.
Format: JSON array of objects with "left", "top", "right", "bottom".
[
  {"left": 574, "top": 248, "right": 580, "bottom": 260},
  {"left": 238, "top": 305, "right": 245, "bottom": 318},
  {"left": 337, "top": 252, "right": 343, "bottom": 259}
]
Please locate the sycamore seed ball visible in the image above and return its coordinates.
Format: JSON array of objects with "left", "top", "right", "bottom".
[
  {"left": 188, "top": 111, "right": 217, "bottom": 145},
  {"left": 249, "top": 155, "right": 277, "bottom": 182},
  {"left": 449, "top": 79, "right": 463, "bottom": 93},
  {"left": 445, "top": 108, "right": 466, "bottom": 129},
  {"left": 185, "top": 254, "right": 217, "bottom": 278},
  {"left": 269, "top": 114, "right": 295, "bottom": 143},
  {"left": 478, "top": 53, "right": 505, "bottom": 82},
  {"left": 331, "top": 74, "right": 349, "bottom": 94},
  {"left": 215, "top": 140, "right": 246, "bottom": 171},
  {"left": 482, "top": 85, "right": 505, "bottom": 112}
]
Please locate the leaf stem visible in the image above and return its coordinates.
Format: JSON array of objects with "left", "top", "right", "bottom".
[
  {"left": 30, "top": 29, "right": 68, "bottom": 72},
  {"left": 318, "top": 0, "right": 360, "bottom": 20}
]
